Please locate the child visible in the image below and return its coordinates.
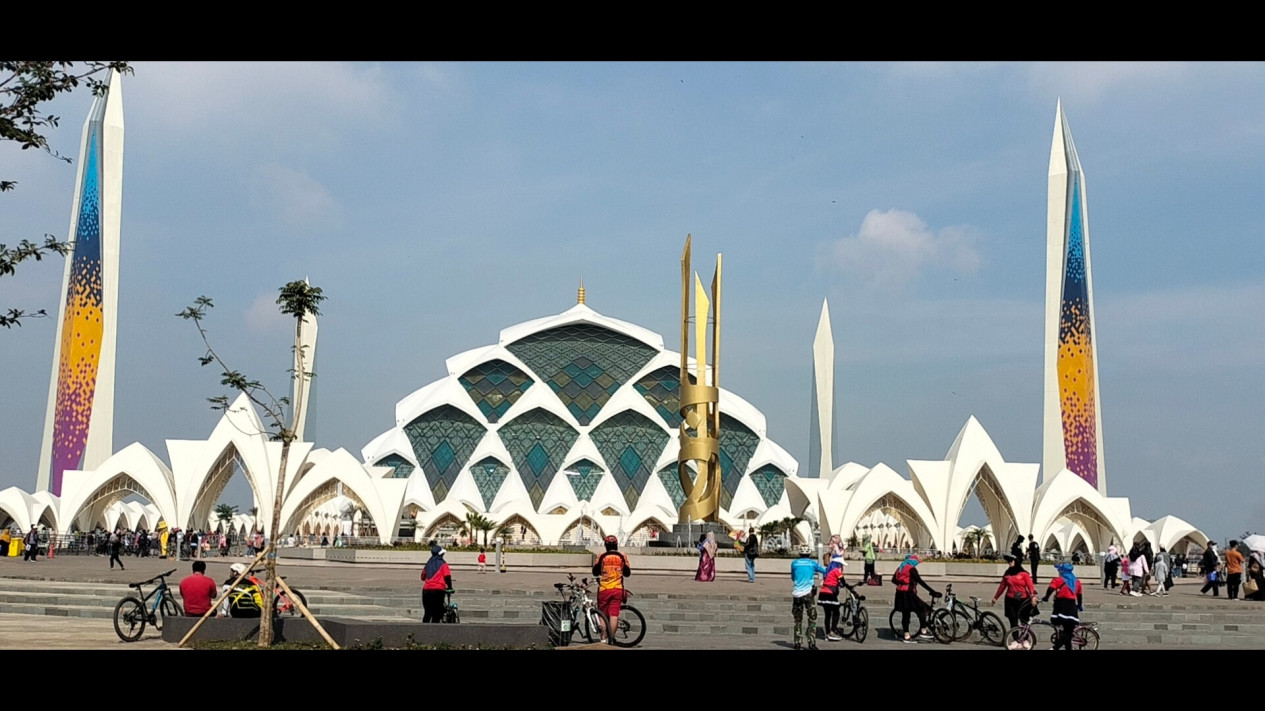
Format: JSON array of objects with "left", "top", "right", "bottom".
[{"left": 478, "top": 547, "right": 487, "bottom": 574}]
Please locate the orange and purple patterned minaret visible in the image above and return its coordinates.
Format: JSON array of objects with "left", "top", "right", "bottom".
[
  {"left": 36, "top": 70, "right": 124, "bottom": 496},
  {"left": 1042, "top": 101, "right": 1106, "bottom": 494}
]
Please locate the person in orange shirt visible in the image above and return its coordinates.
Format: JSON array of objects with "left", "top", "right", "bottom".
[
  {"left": 592, "top": 535, "right": 631, "bottom": 644},
  {"left": 1225, "top": 541, "right": 1245, "bottom": 600}
]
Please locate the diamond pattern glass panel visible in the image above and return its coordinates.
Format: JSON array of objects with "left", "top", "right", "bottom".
[
  {"left": 561, "top": 459, "right": 604, "bottom": 502},
  {"left": 374, "top": 454, "right": 414, "bottom": 480},
  {"left": 471, "top": 457, "right": 509, "bottom": 509},
  {"left": 402, "top": 405, "right": 486, "bottom": 505},
  {"left": 498, "top": 408, "right": 580, "bottom": 510},
  {"left": 657, "top": 465, "right": 686, "bottom": 510},
  {"left": 458, "top": 359, "right": 534, "bottom": 423},
  {"left": 506, "top": 325, "right": 656, "bottom": 425},
  {"left": 633, "top": 366, "right": 696, "bottom": 428},
  {"left": 590, "top": 411, "right": 668, "bottom": 510},
  {"left": 719, "top": 413, "right": 759, "bottom": 511},
  {"left": 748, "top": 464, "right": 787, "bottom": 508}
]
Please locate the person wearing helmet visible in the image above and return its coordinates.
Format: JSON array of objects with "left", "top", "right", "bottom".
[
  {"left": 592, "top": 535, "right": 631, "bottom": 644},
  {"left": 218, "top": 562, "right": 264, "bottom": 618}
]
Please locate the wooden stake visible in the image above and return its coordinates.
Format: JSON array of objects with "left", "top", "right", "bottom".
[
  {"left": 275, "top": 575, "right": 339, "bottom": 649},
  {"left": 178, "top": 547, "right": 270, "bottom": 648}
]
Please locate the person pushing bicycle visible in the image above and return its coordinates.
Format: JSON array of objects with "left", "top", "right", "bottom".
[{"left": 592, "top": 535, "right": 630, "bottom": 645}]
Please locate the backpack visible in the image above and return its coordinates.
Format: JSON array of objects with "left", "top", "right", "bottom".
[{"left": 892, "top": 565, "right": 911, "bottom": 590}]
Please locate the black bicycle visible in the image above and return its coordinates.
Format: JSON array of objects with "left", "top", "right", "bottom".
[
  {"left": 443, "top": 589, "right": 460, "bottom": 623},
  {"left": 931, "top": 584, "right": 1006, "bottom": 646},
  {"left": 113, "top": 569, "right": 183, "bottom": 642},
  {"left": 836, "top": 588, "right": 869, "bottom": 643}
]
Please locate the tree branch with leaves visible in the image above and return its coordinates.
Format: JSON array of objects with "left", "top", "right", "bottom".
[{"left": 177, "top": 280, "right": 325, "bottom": 647}]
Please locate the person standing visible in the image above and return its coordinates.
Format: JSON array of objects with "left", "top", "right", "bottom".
[
  {"left": 993, "top": 554, "right": 1036, "bottom": 637},
  {"left": 1225, "top": 541, "right": 1245, "bottom": 600},
  {"left": 592, "top": 535, "right": 631, "bottom": 645},
  {"left": 477, "top": 547, "right": 487, "bottom": 574},
  {"left": 1027, "top": 535, "right": 1041, "bottom": 584},
  {"left": 1150, "top": 548, "right": 1171, "bottom": 597},
  {"left": 818, "top": 555, "right": 858, "bottom": 642},
  {"left": 862, "top": 534, "right": 877, "bottom": 584},
  {"left": 1042, "top": 562, "right": 1084, "bottom": 650},
  {"left": 179, "top": 560, "right": 218, "bottom": 617},
  {"left": 23, "top": 526, "right": 40, "bottom": 562},
  {"left": 1103, "top": 544, "right": 1121, "bottom": 589},
  {"left": 790, "top": 550, "right": 828, "bottom": 650},
  {"left": 420, "top": 544, "right": 452, "bottom": 622},
  {"left": 744, "top": 527, "right": 759, "bottom": 583},
  {"left": 892, "top": 554, "right": 941, "bottom": 643},
  {"left": 1126, "top": 542, "right": 1148, "bottom": 597},
  {"left": 694, "top": 532, "right": 717, "bottom": 582},
  {"left": 108, "top": 529, "right": 125, "bottom": 571}
]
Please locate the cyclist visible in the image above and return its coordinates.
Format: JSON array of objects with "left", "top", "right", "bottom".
[
  {"left": 1041, "top": 561, "right": 1083, "bottom": 650},
  {"left": 421, "top": 544, "right": 453, "bottom": 622},
  {"left": 992, "top": 553, "right": 1036, "bottom": 631},
  {"left": 790, "top": 550, "right": 828, "bottom": 650},
  {"left": 818, "top": 554, "right": 859, "bottom": 641},
  {"left": 892, "top": 553, "right": 941, "bottom": 643},
  {"left": 218, "top": 562, "right": 265, "bottom": 618},
  {"left": 592, "top": 535, "right": 631, "bottom": 645}
]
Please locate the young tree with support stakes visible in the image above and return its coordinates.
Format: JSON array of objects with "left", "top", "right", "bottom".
[{"left": 177, "top": 280, "right": 326, "bottom": 647}]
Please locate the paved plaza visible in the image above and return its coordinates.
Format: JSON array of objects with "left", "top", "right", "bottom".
[{"left": 0, "top": 553, "right": 1254, "bottom": 651}]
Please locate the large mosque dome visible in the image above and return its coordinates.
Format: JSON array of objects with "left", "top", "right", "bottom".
[{"left": 359, "top": 299, "right": 800, "bottom": 543}]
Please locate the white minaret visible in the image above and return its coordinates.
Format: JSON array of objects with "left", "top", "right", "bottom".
[
  {"left": 809, "top": 299, "right": 837, "bottom": 478},
  {"left": 36, "top": 69, "right": 124, "bottom": 495},
  {"left": 291, "top": 293, "right": 318, "bottom": 442},
  {"left": 1043, "top": 100, "right": 1107, "bottom": 494}
]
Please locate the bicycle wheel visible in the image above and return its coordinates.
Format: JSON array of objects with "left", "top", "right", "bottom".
[
  {"left": 946, "top": 609, "right": 973, "bottom": 641},
  {"left": 609, "top": 604, "right": 646, "bottom": 647},
  {"left": 888, "top": 608, "right": 901, "bottom": 637},
  {"left": 113, "top": 597, "right": 146, "bottom": 642},
  {"left": 1004, "top": 625, "right": 1036, "bottom": 650},
  {"left": 156, "top": 595, "right": 183, "bottom": 630},
  {"left": 930, "top": 609, "right": 955, "bottom": 644},
  {"left": 853, "top": 607, "right": 869, "bottom": 643},
  {"left": 272, "top": 588, "right": 307, "bottom": 617},
  {"left": 977, "top": 611, "right": 1006, "bottom": 646},
  {"left": 443, "top": 608, "right": 460, "bottom": 624},
  {"left": 837, "top": 601, "right": 857, "bottom": 638},
  {"left": 581, "top": 608, "right": 603, "bottom": 644},
  {"left": 1072, "top": 625, "right": 1099, "bottom": 650}
]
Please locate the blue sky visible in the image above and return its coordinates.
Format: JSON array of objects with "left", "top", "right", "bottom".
[{"left": 2, "top": 62, "right": 1262, "bottom": 543}]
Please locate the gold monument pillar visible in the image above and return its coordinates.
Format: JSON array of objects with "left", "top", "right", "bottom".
[{"left": 677, "top": 234, "right": 723, "bottom": 524}]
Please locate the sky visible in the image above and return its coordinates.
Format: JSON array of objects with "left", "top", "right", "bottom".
[{"left": 2, "top": 62, "right": 1263, "bottom": 544}]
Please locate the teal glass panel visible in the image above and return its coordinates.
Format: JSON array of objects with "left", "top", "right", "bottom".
[
  {"left": 657, "top": 465, "right": 687, "bottom": 510},
  {"left": 402, "top": 405, "right": 486, "bottom": 505},
  {"left": 498, "top": 408, "right": 579, "bottom": 510},
  {"left": 506, "top": 325, "right": 656, "bottom": 426},
  {"left": 718, "top": 413, "right": 759, "bottom": 511},
  {"left": 471, "top": 457, "right": 509, "bottom": 509},
  {"left": 374, "top": 453, "right": 414, "bottom": 480},
  {"left": 748, "top": 464, "right": 787, "bottom": 508},
  {"left": 632, "top": 366, "right": 696, "bottom": 428},
  {"left": 590, "top": 410, "right": 668, "bottom": 510},
  {"left": 562, "top": 458, "right": 604, "bottom": 502},
  {"left": 458, "top": 359, "right": 534, "bottom": 423}
]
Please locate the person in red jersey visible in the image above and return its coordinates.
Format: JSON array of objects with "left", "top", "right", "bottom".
[
  {"left": 993, "top": 554, "right": 1036, "bottom": 647},
  {"left": 178, "top": 560, "right": 218, "bottom": 616},
  {"left": 1041, "top": 562, "right": 1084, "bottom": 650},
  {"left": 421, "top": 544, "right": 453, "bottom": 622},
  {"left": 592, "top": 535, "right": 631, "bottom": 644}
]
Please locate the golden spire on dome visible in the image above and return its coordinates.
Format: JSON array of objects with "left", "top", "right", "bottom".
[{"left": 577, "top": 277, "right": 586, "bottom": 305}]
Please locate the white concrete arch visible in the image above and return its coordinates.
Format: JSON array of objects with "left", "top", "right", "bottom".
[
  {"left": 0, "top": 487, "right": 36, "bottom": 531},
  {"left": 1031, "top": 469, "right": 1129, "bottom": 554},
  {"left": 836, "top": 463, "right": 941, "bottom": 551},
  {"left": 281, "top": 448, "right": 407, "bottom": 544},
  {"left": 58, "top": 442, "right": 177, "bottom": 534}
]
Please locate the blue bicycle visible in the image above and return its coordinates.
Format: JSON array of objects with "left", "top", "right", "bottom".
[{"left": 113, "top": 568, "right": 182, "bottom": 642}]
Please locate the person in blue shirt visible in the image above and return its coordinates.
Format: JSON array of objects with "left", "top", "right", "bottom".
[{"left": 790, "top": 550, "right": 828, "bottom": 650}]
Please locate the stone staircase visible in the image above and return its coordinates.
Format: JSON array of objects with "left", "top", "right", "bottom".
[{"left": 1, "top": 578, "right": 1261, "bottom": 647}]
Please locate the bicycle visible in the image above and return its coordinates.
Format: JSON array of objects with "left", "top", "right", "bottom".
[
  {"left": 553, "top": 573, "right": 647, "bottom": 647},
  {"left": 1002, "top": 601, "right": 1099, "bottom": 650},
  {"left": 269, "top": 577, "right": 308, "bottom": 618},
  {"left": 931, "top": 584, "right": 1006, "bottom": 645},
  {"left": 835, "top": 588, "right": 869, "bottom": 643},
  {"left": 113, "top": 568, "right": 183, "bottom": 642},
  {"left": 442, "top": 589, "right": 460, "bottom": 623},
  {"left": 888, "top": 591, "right": 945, "bottom": 640}
]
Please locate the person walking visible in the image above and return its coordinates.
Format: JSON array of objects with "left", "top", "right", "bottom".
[
  {"left": 1103, "top": 544, "right": 1121, "bottom": 589},
  {"left": 108, "top": 529, "right": 125, "bottom": 571},
  {"left": 694, "top": 531, "right": 717, "bottom": 582},
  {"left": 1200, "top": 544, "right": 1221, "bottom": 597},
  {"left": 790, "top": 550, "right": 828, "bottom": 650},
  {"left": 1010, "top": 536, "right": 1026, "bottom": 573},
  {"left": 1150, "top": 548, "right": 1171, "bottom": 597},
  {"left": 743, "top": 527, "right": 759, "bottom": 583},
  {"left": 862, "top": 534, "right": 876, "bottom": 584},
  {"left": 1042, "top": 562, "right": 1084, "bottom": 650},
  {"left": 1225, "top": 541, "right": 1245, "bottom": 600},
  {"left": 22, "top": 526, "right": 40, "bottom": 562},
  {"left": 892, "top": 554, "right": 941, "bottom": 643},
  {"left": 420, "top": 544, "right": 453, "bottom": 622},
  {"left": 993, "top": 554, "right": 1036, "bottom": 640},
  {"left": 1126, "top": 542, "right": 1148, "bottom": 597},
  {"left": 1027, "top": 534, "right": 1041, "bottom": 584}
]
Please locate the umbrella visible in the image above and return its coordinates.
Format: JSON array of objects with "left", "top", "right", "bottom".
[{"left": 1242, "top": 534, "right": 1265, "bottom": 554}]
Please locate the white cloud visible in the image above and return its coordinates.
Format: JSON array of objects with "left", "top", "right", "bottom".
[
  {"left": 819, "top": 208, "right": 981, "bottom": 289},
  {"left": 244, "top": 292, "right": 290, "bottom": 334},
  {"left": 248, "top": 163, "right": 343, "bottom": 232}
]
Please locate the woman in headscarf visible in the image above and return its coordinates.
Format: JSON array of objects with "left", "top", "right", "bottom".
[
  {"left": 421, "top": 543, "right": 453, "bottom": 622},
  {"left": 992, "top": 554, "right": 1036, "bottom": 637},
  {"left": 891, "top": 554, "right": 941, "bottom": 643},
  {"left": 694, "top": 531, "right": 717, "bottom": 582},
  {"left": 1041, "top": 562, "right": 1083, "bottom": 650},
  {"left": 1127, "top": 542, "right": 1148, "bottom": 597},
  {"left": 1010, "top": 536, "right": 1026, "bottom": 568},
  {"left": 1103, "top": 543, "right": 1121, "bottom": 589}
]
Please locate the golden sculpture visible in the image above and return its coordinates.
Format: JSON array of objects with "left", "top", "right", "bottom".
[{"left": 677, "top": 235, "right": 723, "bottom": 523}]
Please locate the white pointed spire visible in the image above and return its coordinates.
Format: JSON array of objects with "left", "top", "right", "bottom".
[{"left": 809, "top": 298, "right": 837, "bottom": 478}]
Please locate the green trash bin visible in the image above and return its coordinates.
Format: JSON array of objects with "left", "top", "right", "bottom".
[{"left": 540, "top": 601, "right": 573, "bottom": 647}]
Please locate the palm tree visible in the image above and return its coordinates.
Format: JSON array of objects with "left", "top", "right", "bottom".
[{"left": 214, "top": 503, "right": 238, "bottom": 528}]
